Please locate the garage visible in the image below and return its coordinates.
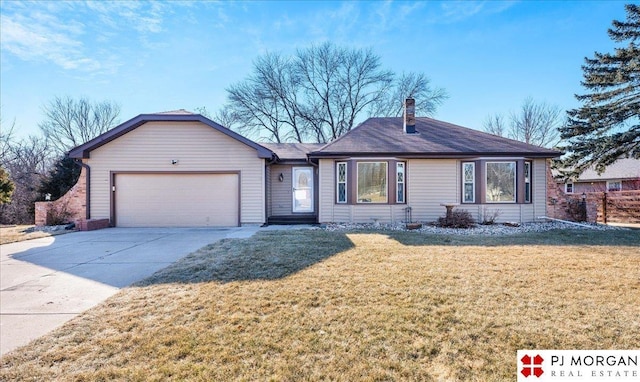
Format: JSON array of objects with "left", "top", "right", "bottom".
[{"left": 114, "top": 173, "right": 239, "bottom": 227}]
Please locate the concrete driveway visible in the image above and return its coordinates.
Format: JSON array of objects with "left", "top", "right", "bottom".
[{"left": 0, "top": 226, "right": 259, "bottom": 356}]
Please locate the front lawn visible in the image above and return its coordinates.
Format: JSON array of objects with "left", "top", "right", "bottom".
[
  {"left": 2, "top": 229, "right": 639, "bottom": 381},
  {"left": 0, "top": 225, "right": 72, "bottom": 245}
]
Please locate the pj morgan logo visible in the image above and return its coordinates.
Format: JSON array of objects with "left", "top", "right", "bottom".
[
  {"left": 520, "top": 353, "right": 544, "bottom": 378},
  {"left": 517, "top": 350, "right": 639, "bottom": 381}
]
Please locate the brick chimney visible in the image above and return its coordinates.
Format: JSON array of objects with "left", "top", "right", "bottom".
[{"left": 404, "top": 98, "right": 416, "bottom": 134}]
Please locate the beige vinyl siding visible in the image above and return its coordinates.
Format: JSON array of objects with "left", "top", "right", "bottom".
[
  {"left": 87, "top": 121, "right": 265, "bottom": 225},
  {"left": 318, "top": 158, "right": 549, "bottom": 224},
  {"left": 318, "top": 159, "right": 334, "bottom": 222},
  {"left": 270, "top": 165, "right": 293, "bottom": 216},
  {"left": 406, "top": 159, "right": 458, "bottom": 222},
  {"left": 533, "top": 159, "right": 547, "bottom": 219}
]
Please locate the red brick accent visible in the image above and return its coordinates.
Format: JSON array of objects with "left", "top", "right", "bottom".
[
  {"left": 546, "top": 160, "right": 598, "bottom": 223},
  {"left": 35, "top": 165, "right": 88, "bottom": 226},
  {"left": 76, "top": 219, "right": 110, "bottom": 231}
]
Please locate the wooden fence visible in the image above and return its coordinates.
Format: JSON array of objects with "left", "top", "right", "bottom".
[{"left": 592, "top": 190, "right": 640, "bottom": 224}]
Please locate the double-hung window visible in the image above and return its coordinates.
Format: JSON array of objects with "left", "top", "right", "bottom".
[
  {"left": 396, "top": 162, "right": 405, "bottom": 203},
  {"left": 336, "top": 162, "right": 347, "bottom": 203},
  {"left": 486, "top": 161, "right": 516, "bottom": 203},
  {"left": 524, "top": 162, "right": 532, "bottom": 203},
  {"left": 462, "top": 162, "right": 475, "bottom": 203}
]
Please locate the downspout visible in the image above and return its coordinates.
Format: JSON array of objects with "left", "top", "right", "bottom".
[
  {"left": 77, "top": 159, "right": 91, "bottom": 220},
  {"left": 306, "top": 156, "right": 318, "bottom": 168},
  {"left": 264, "top": 153, "right": 279, "bottom": 227}
]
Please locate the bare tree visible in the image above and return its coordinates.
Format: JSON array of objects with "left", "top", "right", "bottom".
[
  {"left": 39, "top": 96, "right": 121, "bottom": 154},
  {"left": 212, "top": 109, "right": 241, "bottom": 130},
  {"left": 482, "top": 98, "right": 562, "bottom": 148},
  {"left": 223, "top": 42, "right": 446, "bottom": 143},
  {"left": 0, "top": 135, "right": 52, "bottom": 224},
  {"left": 193, "top": 106, "right": 212, "bottom": 119},
  {"left": 0, "top": 116, "right": 16, "bottom": 161},
  {"left": 482, "top": 113, "right": 507, "bottom": 137},
  {"left": 194, "top": 106, "right": 241, "bottom": 131},
  {"left": 368, "top": 72, "right": 448, "bottom": 117},
  {"left": 294, "top": 43, "right": 394, "bottom": 142},
  {"left": 510, "top": 98, "right": 562, "bottom": 147},
  {"left": 226, "top": 52, "right": 305, "bottom": 142}
]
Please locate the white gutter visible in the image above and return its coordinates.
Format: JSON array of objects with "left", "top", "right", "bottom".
[{"left": 537, "top": 216, "right": 597, "bottom": 229}]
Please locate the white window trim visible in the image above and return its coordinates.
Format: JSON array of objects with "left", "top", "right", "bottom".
[
  {"left": 357, "top": 161, "right": 388, "bottom": 204},
  {"left": 336, "top": 162, "right": 347, "bottom": 203},
  {"left": 396, "top": 162, "right": 405, "bottom": 203},
  {"left": 485, "top": 161, "right": 517, "bottom": 203},
  {"left": 565, "top": 183, "right": 574, "bottom": 193},
  {"left": 607, "top": 180, "right": 622, "bottom": 192},
  {"left": 462, "top": 162, "right": 475, "bottom": 203},
  {"left": 524, "top": 162, "right": 532, "bottom": 203}
]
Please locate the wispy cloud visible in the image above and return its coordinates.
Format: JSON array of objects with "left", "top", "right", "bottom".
[
  {"left": 0, "top": 13, "right": 101, "bottom": 71},
  {"left": 438, "top": 1, "right": 516, "bottom": 24},
  {"left": 440, "top": 1, "right": 485, "bottom": 22},
  {"left": 0, "top": 1, "right": 174, "bottom": 77}
]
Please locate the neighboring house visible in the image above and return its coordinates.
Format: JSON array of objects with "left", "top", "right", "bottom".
[
  {"left": 65, "top": 103, "right": 561, "bottom": 227},
  {"left": 557, "top": 158, "right": 640, "bottom": 194}
]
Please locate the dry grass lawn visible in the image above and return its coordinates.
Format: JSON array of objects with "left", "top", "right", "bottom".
[
  {"left": 1, "top": 228, "right": 639, "bottom": 381},
  {"left": 0, "top": 225, "right": 72, "bottom": 245}
]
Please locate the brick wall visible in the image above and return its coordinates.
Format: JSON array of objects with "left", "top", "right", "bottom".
[
  {"left": 546, "top": 160, "right": 598, "bottom": 223},
  {"left": 35, "top": 165, "right": 87, "bottom": 226}
]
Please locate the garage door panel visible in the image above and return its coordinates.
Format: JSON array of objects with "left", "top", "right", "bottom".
[{"left": 115, "top": 173, "right": 238, "bottom": 227}]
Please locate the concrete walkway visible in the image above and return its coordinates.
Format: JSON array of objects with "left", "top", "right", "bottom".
[{"left": 0, "top": 226, "right": 260, "bottom": 356}]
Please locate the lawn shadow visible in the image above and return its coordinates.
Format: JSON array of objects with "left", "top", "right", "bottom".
[{"left": 137, "top": 230, "right": 355, "bottom": 285}]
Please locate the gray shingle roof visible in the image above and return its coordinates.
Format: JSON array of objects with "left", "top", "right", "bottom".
[
  {"left": 261, "top": 143, "right": 325, "bottom": 160},
  {"left": 310, "top": 117, "right": 561, "bottom": 158},
  {"left": 155, "top": 109, "right": 195, "bottom": 115},
  {"left": 558, "top": 158, "right": 640, "bottom": 181}
]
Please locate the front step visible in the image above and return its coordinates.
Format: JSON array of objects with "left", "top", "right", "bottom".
[{"left": 267, "top": 215, "right": 318, "bottom": 225}]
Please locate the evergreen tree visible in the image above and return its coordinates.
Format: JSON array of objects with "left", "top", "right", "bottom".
[
  {"left": 38, "top": 157, "right": 81, "bottom": 201},
  {"left": 559, "top": 4, "right": 640, "bottom": 177},
  {"left": 0, "top": 166, "right": 15, "bottom": 204}
]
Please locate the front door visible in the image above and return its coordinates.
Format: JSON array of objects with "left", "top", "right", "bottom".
[{"left": 292, "top": 167, "right": 314, "bottom": 213}]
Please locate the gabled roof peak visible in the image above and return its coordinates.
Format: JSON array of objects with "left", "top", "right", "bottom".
[
  {"left": 68, "top": 113, "right": 274, "bottom": 159},
  {"left": 154, "top": 109, "right": 195, "bottom": 115}
]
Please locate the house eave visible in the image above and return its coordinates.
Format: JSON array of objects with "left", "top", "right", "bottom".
[
  {"left": 68, "top": 114, "right": 274, "bottom": 160},
  {"left": 308, "top": 151, "right": 562, "bottom": 159}
]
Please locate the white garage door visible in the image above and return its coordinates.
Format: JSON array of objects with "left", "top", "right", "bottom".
[{"left": 115, "top": 173, "right": 239, "bottom": 227}]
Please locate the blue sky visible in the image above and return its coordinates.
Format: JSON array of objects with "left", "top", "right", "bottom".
[{"left": 0, "top": 0, "right": 629, "bottom": 141}]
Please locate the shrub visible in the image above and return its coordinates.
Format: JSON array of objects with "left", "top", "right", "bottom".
[
  {"left": 480, "top": 208, "right": 501, "bottom": 225},
  {"left": 566, "top": 199, "right": 587, "bottom": 222},
  {"left": 436, "top": 209, "right": 476, "bottom": 228},
  {"left": 46, "top": 200, "right": 73, "bottom": 226}
]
